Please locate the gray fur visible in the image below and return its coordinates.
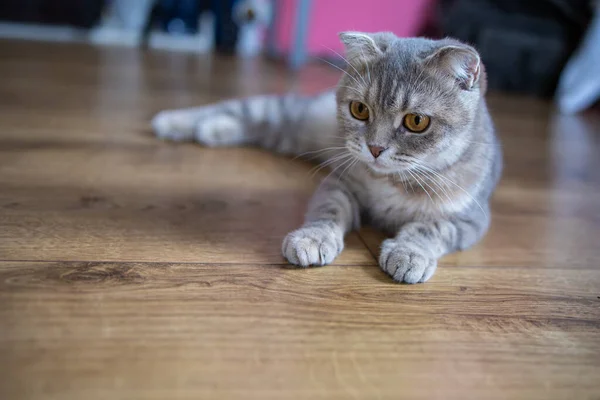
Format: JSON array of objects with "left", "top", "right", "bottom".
[{"left": 152, "top": 32, "right": 502, "bottom": 284}]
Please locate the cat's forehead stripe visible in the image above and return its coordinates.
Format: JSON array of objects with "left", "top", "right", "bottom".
[{"left": 401, "top": 87, "right": 410, "bottom": 111}]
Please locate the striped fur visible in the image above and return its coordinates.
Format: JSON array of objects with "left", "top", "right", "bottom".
[{"left": 152, "top": 32, "right": 502, "bottom": 284}]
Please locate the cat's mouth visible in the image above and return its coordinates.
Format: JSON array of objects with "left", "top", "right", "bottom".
[
  {"left": 368, "top": 160, "right": 408, "bottom": 175},
  {"left": 368, "top": 160, "right": 407, "bottom": 175}
]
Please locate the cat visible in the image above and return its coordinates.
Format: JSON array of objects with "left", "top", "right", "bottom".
[{"left": 152, "top": 31, "right": 502, "bottom": 283}]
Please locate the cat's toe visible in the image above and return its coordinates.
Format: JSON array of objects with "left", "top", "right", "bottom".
[
  {"left": 195, "top": 115, "right": 245, "bottom": 147},
  {"left": 379, "top": 239, "right": 437, "bottom": 284},
  {"left": 151, "top": 111, "right": 196, "bottom": 141},
  {"left": 282, "top": 224, "right": 343, "bottom": 267}
]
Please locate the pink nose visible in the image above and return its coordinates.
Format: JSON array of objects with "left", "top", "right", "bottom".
[{"left": 368, "top": 145, "right": 387, "bottom": 158}]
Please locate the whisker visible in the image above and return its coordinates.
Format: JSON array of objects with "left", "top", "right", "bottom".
[
  {"left": 336, "top": 85, "right": 365, "bottom": 97},
  {"left": 321, "top": 44, "right": 368, "bottom": 87},
  {"left": 311, "top": 152, "right": 351, "bottom": 170},
  {"left": 411, "top": 169, "right": 444, "bottom": 206},
  {"left": 336, "top": 157, "right": 359, "bottom": 184},
  {"left": 309, "top": 153, "right": 353, "bottom": 178},
  {"left": 309, "top": 152, "right": 349, "bottom": 169},
  {"left": 321, "top": 84, "right": 363, "bottom": 97},
  {"left": 292, "top": 146, "right": 347, "bottom": 161},
  {"left": 316, "top": 57, "right": 363, "bottom": 88},
  {"left": 412, "top": 161, "right": 488, "bottom": 218},
  {"left": 396, "top": 172, "right": 408, "bottom": 193},
  {"left": 406, "top": 169, "right": 434, "bottom": 205},
  {"left": 414, "top": 166, "right": 455, "bottom": 206},
  {"left": 405, "top": 173, "right": 415, "bottom": 193},
  {"left": 345, "top": 143, "right": 361, "bottom": 152},
  {"left": 321, "top": 84, "right": 352, "bottom": 93},
  {"left": 399, "top": 172, "right": 416, "bottom": 194},
  {"left": 317, "top": 157, "right": 355, "bottom": 190}
]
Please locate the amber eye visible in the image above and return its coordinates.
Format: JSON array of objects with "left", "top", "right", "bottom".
[
  {"left": 349, "top": 101, "right": 370, "bottom": 121},
  {"left": 403, "top": 113, "right": 430, "bottom": 133}
]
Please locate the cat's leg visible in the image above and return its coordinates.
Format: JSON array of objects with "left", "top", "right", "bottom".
[
  {"left": 379, "top": 211, "right": 490, "bottom": 283},
  {"left": 283, "top": 179, "right": 360, "bottom": 267},
  {"left": 152, "top": 91, "right": 337, "bottom": 155}
]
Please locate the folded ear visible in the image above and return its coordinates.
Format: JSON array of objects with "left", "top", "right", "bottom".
[
  {"left": 339, "top": 31, "right": 395, "bottom": 68},
  {"left": 426, "top": 43, "right": 481, "bottom": 90}
]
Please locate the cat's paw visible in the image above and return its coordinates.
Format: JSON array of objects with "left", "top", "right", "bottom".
[
  {"left": 195, "top": 114, "right": 245, "bottom": 147},
  {"left": 152, "top": 110, "right": 244, "bottom": 146},
  {"left": 151, "top": 110, "right": 197, "bottom": 141},
  {"left": 379, "top": 239, "right": 437, "bottom": 283},
  {"left": 282, "top": 223, "right": 344, "bottom": 267}
]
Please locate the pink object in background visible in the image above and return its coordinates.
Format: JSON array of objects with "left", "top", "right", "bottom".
[{"left": 274, "top": 0, "right": 436, "bottom": 57}]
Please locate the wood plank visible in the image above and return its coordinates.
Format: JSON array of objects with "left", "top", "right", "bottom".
[
  {"left": 0, "top": 41, "right": 371, "bottom": 265},
  {"left": 0, "top": 143, "right": 373, "bottom": 264},
  {"left": 1, "top": 261, "right": 599, "bottom": 400}
]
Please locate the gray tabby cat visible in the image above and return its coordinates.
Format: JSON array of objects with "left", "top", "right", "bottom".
[{"left": 152, "top": 32, "right": 502, "bottom": 283}]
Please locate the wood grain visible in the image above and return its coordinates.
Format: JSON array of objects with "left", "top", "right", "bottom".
[
  {"left": 0, "top": 40, "right": 599, "bottom": 400},
  {"left": 1, "top": 261, "right": 599, "bottom": 400}
]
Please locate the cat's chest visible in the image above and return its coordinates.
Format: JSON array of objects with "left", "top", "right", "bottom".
[{"left": 349, "top": 168, "right": 444, "bottom": 229}]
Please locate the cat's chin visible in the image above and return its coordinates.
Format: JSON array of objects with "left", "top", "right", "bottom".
[{"left": 367, "top": 163, "right": 404, "bottom": 176}]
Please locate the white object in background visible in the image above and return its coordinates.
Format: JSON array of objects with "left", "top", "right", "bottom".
[
  {"left": 0, "top": 22, "right": 89, "bottom": 43},
  {"left": 148, "top": 12, "right": 214, "bottom": 53},
  {"left": 233, "top": 0, "right": 271, "bottom": 57},
  {"left": 556, "top": 1, "right": 600, "bottom": 114},
  {"left": 90, "top": 0, "right": 214, "bottom": 52},
  {"left": 101, "top": 0, "right": 155, "bottom": 31},
  {"left": 0, "top": 3, "right": 214, "bottom": 53}
]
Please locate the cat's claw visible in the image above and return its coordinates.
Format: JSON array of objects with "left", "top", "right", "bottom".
[
  {"left": 379, "top": 239, "right": 437, "bottom": 283},
  {"left": 282, "top": 223, "right": 344, "bottom": 267}
]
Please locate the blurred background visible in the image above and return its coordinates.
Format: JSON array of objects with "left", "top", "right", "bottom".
[{"left": 0, "top": 0, "right": 598, "bottom": 113}]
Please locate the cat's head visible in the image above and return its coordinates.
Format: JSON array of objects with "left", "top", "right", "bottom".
[{"left": 336, "top": 32, "right": 486, "bottom": 176}]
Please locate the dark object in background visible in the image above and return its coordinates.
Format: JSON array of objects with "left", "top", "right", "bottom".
[
  {"left": 0, "top": 0, "right": 105, "bottom": 29},
  {"left": 440, "top": 0, "right": 592, "bottom": 97},
  {"left": 158, "top": 0, "right": 205, "bottom": 34},
  {"left": 141, "top": 0, "right": 239, "bottom": 53},
  {"left": 213, "top": 0, "right": 239, "bottom": 54},
  {"left": 141, "top": 0, "right": 209, "bottom": 48}
]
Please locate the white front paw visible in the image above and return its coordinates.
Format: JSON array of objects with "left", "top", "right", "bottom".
[
  {"left": 282, "top": 223, "right": 344, "bottom": 267},
  {"left": 379, "top": 239, "right": 437, "bottom": 284}
]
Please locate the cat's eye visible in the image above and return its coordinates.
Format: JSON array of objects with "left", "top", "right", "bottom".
[
  {"left": 403, "top": 113, "right": 430, "bottom": 133},
  {"left": 349, "top": 101, "right": 370, "bottom": 121}
]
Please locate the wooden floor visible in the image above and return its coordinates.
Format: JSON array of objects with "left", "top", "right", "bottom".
[{"left": 1, "top": 40, "right": 599, "bottom": 400}]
